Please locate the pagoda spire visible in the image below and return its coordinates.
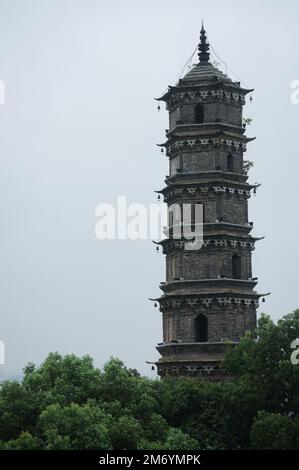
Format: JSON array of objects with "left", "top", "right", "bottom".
[{"left": 198, "top": 22, "right": 210, "bottom": 64}]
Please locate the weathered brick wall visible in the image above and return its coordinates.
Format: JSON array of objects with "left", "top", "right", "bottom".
[
  {"left": 163, "top": 306, "right": 256, "bottom": 343},
  {"left": 170, "top": 102, "right": 242, "bottom": 127},
  {"left": 169, "top": 149, "right": 243, "bottom": 175},
  {"left": 166, "top": 249, "right": 252, "bottom": 281},
  {"left": 168, "top": 193, "right": 248, "bottom": 225}
]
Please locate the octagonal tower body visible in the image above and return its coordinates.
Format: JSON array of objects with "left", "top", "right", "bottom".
[{"left": 154, "top": 27, "right": 264, "bottom": 380}]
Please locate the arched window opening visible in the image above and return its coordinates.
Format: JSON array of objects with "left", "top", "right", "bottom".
[
  {"left": 194, "top": 104, "right": 204, "bottom": 124},
  {"left": 227, "top": 154, "right": 234, "bottom": 172},
  {"left": 195, "top": 314, "right": 208, "bottom": 342},
  {"left": 232, "top": 254, "right": 241, "bottom": 279}
]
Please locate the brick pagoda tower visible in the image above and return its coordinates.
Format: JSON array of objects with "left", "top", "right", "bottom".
[{"left": 153, "top": 25, "right": 267, "bottom": 380}]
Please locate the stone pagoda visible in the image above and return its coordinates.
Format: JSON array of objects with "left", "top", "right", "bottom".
[{"left": 153, "top": 25, "right": 267, "bottom": 380}]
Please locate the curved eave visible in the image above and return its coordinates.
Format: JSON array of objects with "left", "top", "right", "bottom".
[
  {"left": 164, "top": 171, "right": 249, "bottom": 185},
  {"left": 155, "top": 86, "right": 176, "bottom": 102},
  {"left": 153, "top": 234, "right": 264, "bottom": 246},
  {"left": 161, "top": 178, "right": 260, "bottom": 191},
  {"left": 166, "top": 122, "right": 247, "bottom": 138},
  {"left": 160, "top": 278, "right": 258, "bottom": 290},
  {"left": 157, "top": 180, "right": 257, "bottom": 194},
  {"left": 159, "top": 134, "right": 256, "bottom": 149},
  {"left": 150, "top": 291, "right": 271, "bottom": 303},
  {"left": 168, "top": 170, "right": 247, "bottom": 181},
  {"left": 155, "top": 83, "right": 254, "bottom": 103}
]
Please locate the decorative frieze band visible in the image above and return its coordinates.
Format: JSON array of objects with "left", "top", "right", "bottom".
[
  {"left": 166, "top": 137, "right": 247, "bottom": 156},
  {"left": 158, "top": 295, "right": 259, "bottom": 311},
  {"left": 161, "top": 238, "right": 255, "bottom": 252},
  {"left": 163, "top": 185, "right": 251, "bottom": 201},
  {"left": 168, "top": 89, "right": 246, "bottom": 109}
]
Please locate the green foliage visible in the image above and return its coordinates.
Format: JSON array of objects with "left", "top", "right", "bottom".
[
  {"left": 250, "top": 412, "right": 299, "bottom": 449},
  {"left": 22, "top": 352, "right": 102, "bottom": 408},
  {"left": 0, "top": 310, "right": 298, "bottom": 449},
  {"left": 163, "top": 428, "right": 199, "bottom": 450},
  {"left": 137, "top": 428, "right": 199, "bottom": 450},
  {"left": 0, "top": 432, "right": 42, "bottom": 450},
  {"left": 38, "top": 402, "right": 112, "bottom": 450},
  {"left": 224, "top": 310, "right": 299, "bottom": 415},
  {"left": 108, "top": 415, "right": 142, "bottom": 450},
  {"left": 0, "top": 381, "right": 34, "bottom": 440}
]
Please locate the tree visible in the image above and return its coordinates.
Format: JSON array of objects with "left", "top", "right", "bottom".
[
  {"left": 250, "top": 412, "right": 299, "bottom": 449},
  {"left": 0, "top": 381, "right": 35, "bottom": 441},
  {"left": 38, "top": 402, "right": 112, "bottom": 450},
  {"left": 163, "top": 428, "right": 199, "bottom": 450},
  {"left": 108, "top": 415, "right": 142, "bottom": 450},
  {"left": 0, "top": 310, "right": 298, "bottom": 450},
  {"left": 224, "top": 310, "right": 299, "bottom": 416},
  {"left": 0, "top": 432, "right": 41, "bottom": 450},
  {"left": 22, "top": 352, "right": 102, "bottom": 407}
]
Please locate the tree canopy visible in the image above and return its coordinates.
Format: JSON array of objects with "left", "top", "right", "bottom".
[{"left": 0, "top": 310, "right": 298, "bottom": 450}]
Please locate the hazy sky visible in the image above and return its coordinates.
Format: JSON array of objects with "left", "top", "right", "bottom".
[{"left": 0, "top": 0, "right": 298, "bottom": 378}]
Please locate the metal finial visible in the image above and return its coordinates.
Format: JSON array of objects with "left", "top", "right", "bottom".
[{"left": 198, "top": 22, "right": 210, "bottom": 64}]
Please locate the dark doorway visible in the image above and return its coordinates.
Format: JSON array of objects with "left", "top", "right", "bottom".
[
  {"left": 232, "top": 254, "right": 241, "bottom": 279},
  {"left": 194, "top": 104, "right": 204, "bottom": 124},
  {"left": 195, "top": 314, "right": 208, "bottom": 342}
]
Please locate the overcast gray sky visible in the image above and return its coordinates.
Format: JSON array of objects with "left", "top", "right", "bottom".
[{"left": 0, "top": 0, "right": 298, "bottom": 378}]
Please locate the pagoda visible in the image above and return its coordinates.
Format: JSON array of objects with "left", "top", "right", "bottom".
[{"left": 153, "top": 25, "right": 267, "bottom": 380}]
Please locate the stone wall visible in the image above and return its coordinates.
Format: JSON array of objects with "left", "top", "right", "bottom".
[
  {"left": 162, "top": 306, "right": 256, "bottom": 343},
  {"left": 169, "top": 102, "right": 242, "bottom": 128},
  {"left": 169, "top": 149, "right": 243, "bottom": 175}
]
